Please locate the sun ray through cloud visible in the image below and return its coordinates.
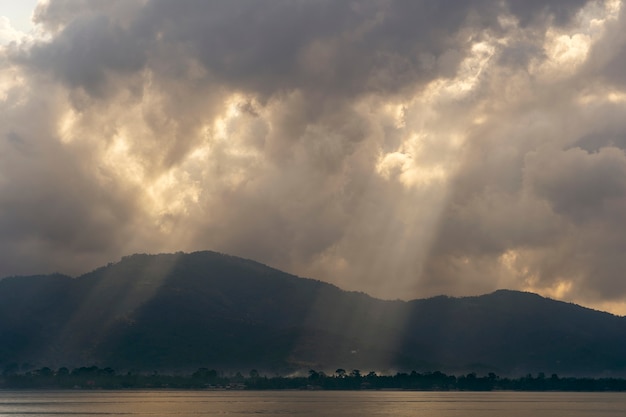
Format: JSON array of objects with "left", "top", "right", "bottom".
[{"left": 1, "top": 0, "right": 626, "bottom": 323}]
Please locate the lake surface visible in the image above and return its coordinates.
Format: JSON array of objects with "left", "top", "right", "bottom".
[{"left": 0, "top": 390, "right": 625, "bottom": 416}]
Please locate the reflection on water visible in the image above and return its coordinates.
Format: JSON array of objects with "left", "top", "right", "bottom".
[{"left": 0, "top": 390, "right": 625, "bottom": 416}]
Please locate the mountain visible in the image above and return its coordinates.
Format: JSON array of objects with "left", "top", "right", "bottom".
[{"left": 1, "top": 251, "right": 625, "bottom": 376}]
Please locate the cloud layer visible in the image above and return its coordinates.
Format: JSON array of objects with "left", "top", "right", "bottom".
[{"left": 2, "top": 0, "right": 626, "bottom": 314}]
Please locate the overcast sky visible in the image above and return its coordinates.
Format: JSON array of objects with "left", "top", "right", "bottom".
[{"left": 2, "top": 0, "right": 626, "bottom": 315}]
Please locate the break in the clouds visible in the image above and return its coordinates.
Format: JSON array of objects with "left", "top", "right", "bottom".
[{"left": 2, "top": 0, "right": 626, "bottom": 314}]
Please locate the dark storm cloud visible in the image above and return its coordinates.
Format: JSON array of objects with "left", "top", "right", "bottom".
[
  {"left": 27, "top": 14, "right": 146, "bottom": 96},
  {"left": 527, "top": 147, "right": 626, "bottom": 222},
  {"left": 507, "top": 0, "right": 590, "bottom": 26},
  {"left": 4, "top": 0, "right": 626, "bottom": 313},
  {"left": 24, "top": 0, "right": 592, "bottom": 98}
]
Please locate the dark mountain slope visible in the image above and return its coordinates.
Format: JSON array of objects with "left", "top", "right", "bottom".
[
  {"left": 1, "top": 251, "right": 625, "bottom": 376},
  {"left": 400, "top": 291, "right": 626, "bottom": 374}
]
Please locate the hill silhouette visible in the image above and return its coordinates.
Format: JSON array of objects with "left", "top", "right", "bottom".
[{"left": 1, "top": 251, "right": 625, "bottom": 376}]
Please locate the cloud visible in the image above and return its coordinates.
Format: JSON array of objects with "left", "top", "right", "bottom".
[
  {"left": 0, "top": 17, "right": 24, "bottom": 45},
  {"left": 27, "top": 14, "right": 147, "bottom": 96},
  {"left": 2, "top": 0, "right": 626, "bottom": 314}
]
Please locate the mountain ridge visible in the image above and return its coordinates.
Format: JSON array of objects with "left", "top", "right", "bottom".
[{"left": 1, "top": 251, "right": 625, "bottom": 376}]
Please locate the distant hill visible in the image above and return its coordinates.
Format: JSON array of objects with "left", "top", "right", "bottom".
[{"left": 1, "top": 251, "right": 625, "bottom": 376}]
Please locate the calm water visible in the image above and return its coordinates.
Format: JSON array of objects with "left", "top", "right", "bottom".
[{"left": 0, "top": 390, "right": 625, "bottom": 416}]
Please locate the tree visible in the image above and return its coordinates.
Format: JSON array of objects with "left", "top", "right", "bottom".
[
  {"left": 192, "top": 368, "right": 215, "bottom": 379},
  {"left": 101, "top": 367, "right": 116, "bottom": 376},
  {"left": 34, "top": 367, "right": 53, "bottom": 377}
]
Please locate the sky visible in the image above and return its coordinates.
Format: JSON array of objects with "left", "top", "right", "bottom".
[{"left": 1, "top": 0, "right": 626, "bottom": 315}]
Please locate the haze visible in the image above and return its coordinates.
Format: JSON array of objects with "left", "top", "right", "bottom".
[{"left": 1, "top": 0, "right": 626, "bottom": 315}]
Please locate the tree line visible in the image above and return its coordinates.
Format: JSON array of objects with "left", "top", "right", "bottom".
[{"left": 2, "top": 366, "right": 626, "bottom": 391}]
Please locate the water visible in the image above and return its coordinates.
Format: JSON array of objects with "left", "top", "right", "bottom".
[{"left": 0, "top": 390, "right": 625, "bottom": 416}]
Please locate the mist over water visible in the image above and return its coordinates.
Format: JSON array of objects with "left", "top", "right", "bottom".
[{"left": 1, "top": 391, "right": 625, "bottom": 417}]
